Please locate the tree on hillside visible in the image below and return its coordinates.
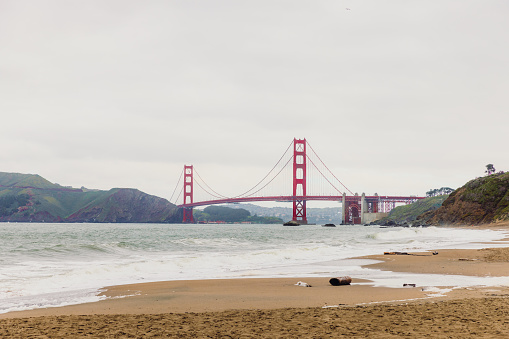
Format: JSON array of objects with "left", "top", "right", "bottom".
[
  {"left": 485, "top": 164, "right": 496, "bottom": 175},
  {"left": 426, "top": 187, "right": 454, "bottom": 197}
]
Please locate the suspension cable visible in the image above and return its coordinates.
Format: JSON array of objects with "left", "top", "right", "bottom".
[
  {"left": 306, "top": 155, "right": 343, "bottom": 195},
  {"left": 193, "top": 178, "right": 225, "bottom": 199},
  {"left": 194, "top": 167, "right": 229, "bottom": 199},
  {"left": 244, "top": 155, "right": 293, "bottom": 198},
  {"left": 170, "top": 167, "right": 184, "bottom": 203},
  {"left": 174, "top": 185, "right": 184, "bottom": 205},
  {"left": 232, "top": 139, "right": 294, "bottom": 198},
  {"left": 306, "top": 140, "right": 354, "bottom": 195}
]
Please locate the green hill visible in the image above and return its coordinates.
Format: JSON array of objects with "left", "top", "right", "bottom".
[
  {"left": 0, "top": 172, "right": 179, "bottom": 223},
  {"left": 374, "top": 195, "right": 449, "bottom": 226},
  {"left": 193, "top": 205, "right": 283, "bottom": 224},
  {"left": 0, "top": 172, "right": 60, "bottom": 189},
  {"left": 66, "top": 188, "right": 179, "bottom": 223},
  {"left": 421, "top": 172, "right": 509, "bottom": 225}
]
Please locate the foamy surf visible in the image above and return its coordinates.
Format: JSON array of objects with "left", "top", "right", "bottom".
[{"left": 0, "top": 223, "right": 508, "bottom": 313}]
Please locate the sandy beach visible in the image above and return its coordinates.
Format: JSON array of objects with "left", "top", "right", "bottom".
[{"left": 2, "top": 226, "right": 509, "bottom": 337}]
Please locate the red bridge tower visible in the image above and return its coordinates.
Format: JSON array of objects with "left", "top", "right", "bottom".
[
  {"left": 292, "top": 138, "right": 307, "bottom": 224},
  {"left": 182, "top": 165, "right": 194, "bottom": 223}
]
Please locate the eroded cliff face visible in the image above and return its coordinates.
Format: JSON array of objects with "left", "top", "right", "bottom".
[
  {"left": 66, "top": 188, "right": 180, "bottom": 223},
  {"left": 419, "top": 172, "right": 509, "bottom": 225}
]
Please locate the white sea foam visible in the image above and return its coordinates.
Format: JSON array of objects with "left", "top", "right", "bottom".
[{"left": 0, "top": 223, "right": 508, "bottom": 313}]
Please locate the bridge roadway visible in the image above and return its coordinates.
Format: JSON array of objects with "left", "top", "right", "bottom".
[{"left": 177, "top": 195, "right": 423, "bottom": 208}]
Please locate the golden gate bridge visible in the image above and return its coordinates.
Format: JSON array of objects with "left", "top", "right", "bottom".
[{"left": 171, "top": 138, "right": 424, "bottom": 224}]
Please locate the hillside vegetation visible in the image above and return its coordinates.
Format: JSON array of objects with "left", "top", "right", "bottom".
[
  {"left": 420, "top": 172, "right": 509, "bottom": 225},
  {"left": 0, "top": 172, "right": 179, "bottom": 223},
  {"left": 374, "top": 195, "right": 449, "bottom": 226},
  {"left": 0, "top": 172, "right": 60, "bottom": 189},
  {"left": 194, "top": 205, "right": 283, "bottom": 224}
]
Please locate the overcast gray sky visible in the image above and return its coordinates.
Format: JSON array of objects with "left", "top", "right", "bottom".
[{"left": 1, "top": 0, "right": 508, "bottom": 206}]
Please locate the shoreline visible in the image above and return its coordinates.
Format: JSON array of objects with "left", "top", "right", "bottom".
[
  {"left": 0, "top": 277, "right": 430, "bottom": 319},
  {"left": 2, "top": 226, "right": 509, "bottom": 319},
  {"left": 2, "top": 224, "right": 509, "bottom": 336}
]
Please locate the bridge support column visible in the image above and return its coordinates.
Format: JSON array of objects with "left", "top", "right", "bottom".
[
  {"left": 182, "top": 165, "right": 194, "bottom": 223},
  {"left": 292, "top": 138, "right": 307, "bottom": 224},
  {"left": 341, "top": 193, "right": 346, "bottom": 224},
  {"left": 360, "top": 193, "right": 367, "bottom": 224},
  {"left": 343, "top": 194, "right": 361, "bottom": 224}
]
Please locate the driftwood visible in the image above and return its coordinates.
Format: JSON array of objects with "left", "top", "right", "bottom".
[{"left": 329, "top": 276, "right": 352, "bottom": 286}]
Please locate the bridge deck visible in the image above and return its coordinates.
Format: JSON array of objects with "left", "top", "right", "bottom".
[{"left": 178, "top": 195, "right": 424, "bottom": 208}]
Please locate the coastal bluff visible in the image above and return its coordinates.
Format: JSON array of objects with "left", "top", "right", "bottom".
[
  {"left": 419, "top": 171, "right": 509, "bottom": 225},
  {"left": 373, "top": 171, "right": 509, "bottom": 227},
  {"left": 0, "top": 172, "right": 179, "bottom": 223}
]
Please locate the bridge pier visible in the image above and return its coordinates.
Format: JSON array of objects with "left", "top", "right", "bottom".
[
  {"left": 341, "top": 193, "right": 390, "bottom": 225},
  {"left": 342, "top": 194, "right": 361, "bottom": 224},
  {"left": 361, "top": 193, "right": 388, "bottom": 224},
  {"left": 341, "top": 193, "right": 346, "bottom": 224},
  {"left": 361, "top": 193, "right": 367, "bottom": 222},
  {"left": 183, "top": 207, "right": 194, "bottom": 223}
]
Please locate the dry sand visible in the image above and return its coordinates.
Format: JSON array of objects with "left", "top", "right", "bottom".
[
  {"left": 3, "top": 297, "right": 509, "bottom": 338},
  {"left": 364, "top": 247, "right": 509, "bottom": 277},
  {"left": 2, "top": 226, "right": 509, "bottom": 337}
]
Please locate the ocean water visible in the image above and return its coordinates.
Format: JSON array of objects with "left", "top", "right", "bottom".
[{"left": 1, "top": 222, "right": 508, "bottom": 314}]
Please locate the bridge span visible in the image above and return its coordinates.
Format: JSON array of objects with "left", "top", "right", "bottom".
[
  {"left": 172, "top": 138, "right": 424, "bottom": 224},
  {"left": 177, "top": 194, "right": 423, "bottom": 225}
]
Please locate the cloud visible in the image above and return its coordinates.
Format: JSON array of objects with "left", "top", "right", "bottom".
[{"left": 0, "top": 0, "right": 508, "bottom": 203}]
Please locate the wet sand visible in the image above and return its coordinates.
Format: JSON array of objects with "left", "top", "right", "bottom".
[
  {"left": 2, "top": 225, "right": 509, "bottom": 337},
  {"left": 0, "top": 278, "right": 428, "bottom": 318}
]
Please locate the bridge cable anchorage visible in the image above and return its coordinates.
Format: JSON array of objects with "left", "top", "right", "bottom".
[
  {"left": 231, "top": 139, "right": 294, "bottom": 199},
  {"left": 193, "top": 168, "right": 229, "bottom": 199},
  {"left": 170, "top": 167, "right": 184, "bottom": 204},
  {"left": 306, "top": 140, "right": 354, "bottom": 195},
  {"left": 306, "top": 155, "right": 343, "bottom": 195}
]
